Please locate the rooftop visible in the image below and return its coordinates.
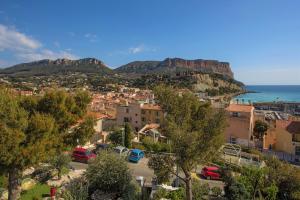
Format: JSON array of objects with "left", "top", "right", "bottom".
[
  {"left": 276, "top": 120, "right": 300, "bottom": 134},
  {"left": 226, "top": 104, "right": 254, "bottom": 113},
  {"left": 141, "top": 104, "right": 162, "bottom": 111}
]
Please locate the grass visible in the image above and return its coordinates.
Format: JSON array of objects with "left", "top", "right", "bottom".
[{"left": 20, "top": 183, "right": 50, "bottom": 200}]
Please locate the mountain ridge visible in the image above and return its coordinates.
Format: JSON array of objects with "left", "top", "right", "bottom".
[
  {"left": 0, "top": 58, "right": 112, "bottom": 77},
  {"left": 115, "top": 57, "right": 234, "bottom": 78},
  {"left": 0, "top": 57, "right": 234, "bottom": 79}
]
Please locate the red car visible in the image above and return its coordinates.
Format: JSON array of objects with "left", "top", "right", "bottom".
[
  {"left": 72, "top": 147, "right": 96, "bottom": 163},
  {"left": 201, "top": 166, "right": 221, "bottom": 180}
]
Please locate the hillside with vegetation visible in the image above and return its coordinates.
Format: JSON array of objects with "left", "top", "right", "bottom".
[{"left": 0, "top": 57, "right": 245, "bottom": 95}]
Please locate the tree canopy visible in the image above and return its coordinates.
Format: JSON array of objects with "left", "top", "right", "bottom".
[
  {"left": 254, "top": 120, "right": 269, "bottom": 139},
  {"left": 149, "top": 85, "right": 226, "bottom": 200},
  {"left": 0, "top": 88, "right": 91, "bottom": 200}
]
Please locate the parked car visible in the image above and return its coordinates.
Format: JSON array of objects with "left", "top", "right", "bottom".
[
  {"left": 201, "top": 166, "right": 221, "bottom": 180},
  {"left": 92, "top": 143, "right": 111, "bottom": 154},
  {"left": 113, "top": 146, "right": 129, "bottom": 156},
  {"left": 72, "top": 147, "right": 96, "bottom": 163},
  {"left": 129, "top": 149, "right": 144, "bottom": 163}
]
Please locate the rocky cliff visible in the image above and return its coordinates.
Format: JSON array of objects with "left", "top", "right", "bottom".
[{"left": 116, "top": 57, "right": 234, "bottom": 78}]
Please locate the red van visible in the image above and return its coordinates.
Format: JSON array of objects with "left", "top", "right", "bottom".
[
  {"left": 72, "top": 147, "right": 96, "bottom": 163},
  {"left": 201, "top": 166, "right": 221, "bottom": 180}
]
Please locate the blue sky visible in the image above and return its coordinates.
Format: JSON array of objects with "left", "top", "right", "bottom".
[{"left": 1, "top": 0, "right": 300, "bottom": 85}]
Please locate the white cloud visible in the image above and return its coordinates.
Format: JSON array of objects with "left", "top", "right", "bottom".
[
  {"left": 129, "top": 46, "right": 144, "bottom": 54},
  {"left": 0, "top": 24, "right": 78, "bottom": 64},
  {"left": 128, "top": 44, "right": 156, "bottom": 54},
  {"left": 84, "top": 33, "right": 98, "bottom": 42},
  {"left": 108, "top": 44, "right": 157, "bottom": 57},
  {"left": 0, "top": 24, "right": 41, "bottom": 51},
  {"left": 18, "top": 49, "right": 78, "bottom": 61}
]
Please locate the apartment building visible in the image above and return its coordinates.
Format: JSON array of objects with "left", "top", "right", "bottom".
[
  {"left": 116, "top": 101, "right": 142, "bottom": 132},
  {"left": 263, "top": 120, "right": 300, "bottom": 156},
  {"left": 225, "top": 104, "right": 255, "bottom": 147},
  {"left": 141, "top": 104, "right": 164, "bottom": 126}
]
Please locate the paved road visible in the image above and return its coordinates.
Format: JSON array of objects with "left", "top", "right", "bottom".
[
  {"left": 70, "top": 157, "right": 154, "bottom": 185},
  {"left": 70, "top": 158, "right": 223, "bottom": 188}
]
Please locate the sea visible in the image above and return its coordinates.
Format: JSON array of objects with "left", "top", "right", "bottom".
[{"left": 234, "top": 85, "right": 300, "bottom": 103}]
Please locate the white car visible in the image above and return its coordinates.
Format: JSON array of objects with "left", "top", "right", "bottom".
[{"left": 113, "top": 146, "right": 129, "bottom": 156}]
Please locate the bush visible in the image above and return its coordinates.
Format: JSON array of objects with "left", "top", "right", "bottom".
[
  {"left": 142, "top": 136, "right": 170, "bottom": 153},
  {"left": 211, "top": 186, "right": 222, "bottom": 197},
  {"left": 62, "top": 178, "right": 89, "bottom": 200},
  {"left": 50, "top": 153, "right": 71, "bottom": 179},
  {"left": 86, "top": 151, "right": 138, "bottom": 199},
  {"left": 132, "top": 143, "right": 146, "bottom": 151},
  {"left": 192, "top": 181, "right": 210, "bottom": 200},
  {"left": 153, "top": 188, "right": 185, "bottom": 200},
  {"left": 108, "top": 129, "right": 123, "bottom": 146}
]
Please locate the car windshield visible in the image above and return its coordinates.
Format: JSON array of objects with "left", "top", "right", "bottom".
[
  {"left": 114, "top": 149, "right": 121, "bottom": 154},
  {"left": 131, "top": 152, "right": 138, "bottom": 157}
]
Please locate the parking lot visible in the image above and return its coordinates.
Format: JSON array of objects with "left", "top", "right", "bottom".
[{"left": 70, "top": 157, "right": 223, "bottom": 188}]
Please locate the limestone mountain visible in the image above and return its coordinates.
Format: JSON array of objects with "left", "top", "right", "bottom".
[
  {"left": 0, "top": 58, "right": 112, "bottom": 77},
  {"left": 115, "top": 58, "right": 234, "bottom": 78}
]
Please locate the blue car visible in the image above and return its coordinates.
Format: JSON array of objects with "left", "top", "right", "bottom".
[{"left": 129, "top": 149, "right": 144, "bottom": 163}]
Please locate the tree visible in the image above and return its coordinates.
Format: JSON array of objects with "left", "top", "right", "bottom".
[
  {"left": 124, "top": 123, "right": 133, "bottom": 148},
  {"left": 65, "top": 116, "right": 96, "bottom": 147},
  {"left": 36, "top": 90, "right": 92, "bottom": 147},
  {"left": 224, "top": 178, "right": 250, "bottom": 200},
  {"left": 254, "top": 120, "right": 269, "bottom": 140},
  {"left": 253, "top": 120, "right": 269, "bottom": 149},
  {"left": 238, "top": 166, "right": 267, "bottom": 199},
  {"left": 150, "top": 85, "right": 226, "bottom": 200},
  {"left": 108, "top": 129, "right": 123, "bottom": 145},
  {"left": 265, "top": 156, "right": 300, "bottom": 199},
  {"left": 0, "top": 89, "right": 59, "bottom": 200},
  {"left": 50, "top": 153, "right": 71, "bottom": 180},
  {"left": 0, "top": 89, "right": 91, "bottom": 200},
  {"left": 148, "top": 154, "right": 173, "bottom": 184},
  {"left": 85, "top": 151, "right": 139, "bottom": 199}
]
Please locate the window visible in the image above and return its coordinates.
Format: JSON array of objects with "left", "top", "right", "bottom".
[
  {"left": 232, "top": 112, "right": 240, "bottom": 117},
  {"left": 126, "top": 108, "right": 129, "bottom": 113},
  {"left": 296, "top": 146, "right": 300, "bottom": 156},
  {"left": 135, "top": 121, "right": 138, "bottom": 124},
  {"left": 135, "top": 113, "right": 138, "bottom": 116},
  {"left": 124, "top": 117, "right": 129, "bottom": 122},
  {"left": 141, "top": 110, "right": 146, "bottom": 114},
  {"left": 142, "top": 117, "right": 145, "bottom": 122},
  {"left": 155, "top": 118, "right": 160, "bottom": 123},
  {"left": 156, "top": 111, "right": 159, "bottom": 116},
  {"left": 230, "top": 137, "right": 237, "bottom": 144}
]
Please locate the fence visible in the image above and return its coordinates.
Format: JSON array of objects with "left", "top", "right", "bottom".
[{"left": 262, "top": 149, "right": 300, "bottom": 163}]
